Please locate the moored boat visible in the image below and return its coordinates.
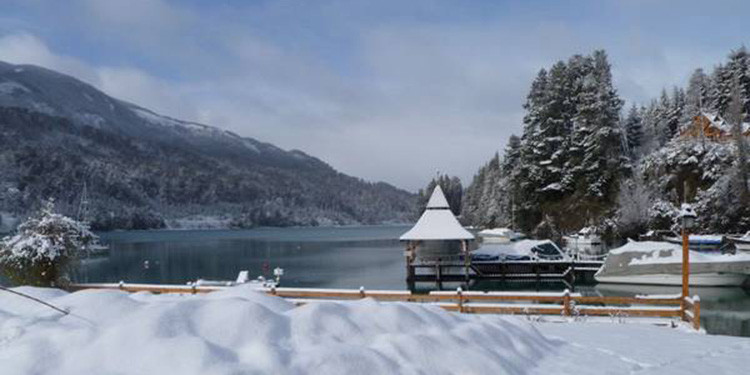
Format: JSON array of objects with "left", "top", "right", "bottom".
[
  {"left": 663, "top": 234, "right": 728, "bottom": 253},
  {"left": 477, "top": 227, "right": 524, "bottom": 244},
  {"left": 563, "top": 226, "right": 603, "bottom": 255},
  {"left": 728, "top": 231, "right": 750, "bottom": 253},
  {"left": 595, "top": 240, "right": 750, "bottom": 286},
  {"left": 471, "top": 239, "right": 570, "bottom": 262}
]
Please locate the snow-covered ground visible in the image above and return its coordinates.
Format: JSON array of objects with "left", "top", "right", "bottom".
[{"left": 1, "top": 286, "right": 748, "bottom": 375}]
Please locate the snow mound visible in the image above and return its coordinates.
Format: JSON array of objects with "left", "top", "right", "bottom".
[{"left": 0, "top": 285, "right": 552, "bottom": 374}]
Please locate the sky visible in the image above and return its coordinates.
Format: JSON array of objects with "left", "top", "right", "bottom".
[{"left": 0, "top": 0, "right": 748, "bottom": 192}]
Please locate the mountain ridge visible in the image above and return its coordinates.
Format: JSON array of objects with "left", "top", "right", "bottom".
[{"left": 0, "top": 61, "right": 416, "bottom": 230}]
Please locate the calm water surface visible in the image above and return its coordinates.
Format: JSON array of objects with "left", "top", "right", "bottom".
[{"left": 76, "top": 225, "right": 750, "bottom": 337}]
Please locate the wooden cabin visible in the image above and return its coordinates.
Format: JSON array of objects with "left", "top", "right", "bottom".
[{"left": 679, "top": 112, "right": 750, "bottom": 141}]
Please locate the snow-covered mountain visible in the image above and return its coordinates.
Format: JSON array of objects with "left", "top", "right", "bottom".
[{"left": 0, "top": 61, "right": 415, "bottom": 230}]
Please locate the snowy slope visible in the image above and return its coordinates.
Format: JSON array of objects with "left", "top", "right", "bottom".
[
  {"left": 1, "top": 286, "right": 748, "bottom": 374},
  {"left": 0, "top": 286, "right": 551, "bottom": 374}
]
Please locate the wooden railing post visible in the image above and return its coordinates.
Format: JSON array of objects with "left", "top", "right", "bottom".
[
  {"left": 457, "top": 287, "right": 464, "bottom": 313},
  {"left": 693, "top": 295, "right": 701, "bottom": 331},
  {"left": 563, "top": 289, "right": 571, "bottom": 316}
]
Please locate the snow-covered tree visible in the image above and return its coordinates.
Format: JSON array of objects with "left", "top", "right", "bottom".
[
  {"left": 572, "top": 50, "right": 627, "bottom": 211},
  {"left": 728, "top": 76, "right": 750, "bottom": 202},
  {"left": 615, "top": 172, "right": 654, "bottom": 238},
  {"left": 682, "top": 68, "right": 710, "bottom": 124},
  {"left": 713, "top": 47, "right": 750, "bottom": 119},
  {"left": 623, "top": 104, "right": 644, "bottom": 158},
  {"left": 467, "top": 50, "right": 628, "bottom": 234},
  {"left": 0, "top": 199, "right": 98, "bottom": 286}
]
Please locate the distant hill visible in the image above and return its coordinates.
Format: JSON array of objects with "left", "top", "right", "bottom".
[{"left": 0, "top": 61, "right": 416, "bottom": 230}]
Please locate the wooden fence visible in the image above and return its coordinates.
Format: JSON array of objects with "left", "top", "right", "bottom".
[{"left": 68, "top": 283, "right": 701, "bottom": 330}]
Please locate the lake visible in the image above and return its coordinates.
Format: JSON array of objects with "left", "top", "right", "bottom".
[{"left": 76, "top": 225, "right": 750, "bottom": 338}]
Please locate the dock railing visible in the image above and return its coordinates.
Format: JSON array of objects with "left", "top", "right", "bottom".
[{"left": 68, "top": 283, "right": 700, "bottom": 330}]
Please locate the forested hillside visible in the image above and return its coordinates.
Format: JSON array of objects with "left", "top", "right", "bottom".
[
  {"left": 0, "top": 62, "right": 416, "bottom": 230},
  {"left": 463, "top": 48, "right": 750, "bottom": 239}
]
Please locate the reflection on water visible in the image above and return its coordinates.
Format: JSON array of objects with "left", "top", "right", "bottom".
[
  {"left": 75, "top": 225, "right": 750, "bottom": 338},
  {"left": 77, "top": 226, "right": 409, "bottom": 290}
]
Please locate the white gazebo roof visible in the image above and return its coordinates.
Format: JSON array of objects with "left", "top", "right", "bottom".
[{"left": 400, "top": 186, "right": 474, "bottom": 241}]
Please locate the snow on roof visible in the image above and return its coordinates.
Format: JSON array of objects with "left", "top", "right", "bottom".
[
  {"left": 400, "top": 186, "right": 473, "bottom": 241},
  {"left": 425, "top": 185, "right": 450, "bottom": 209},
  {"left": 698, "top": 111, "right": 750, "bottom": 133}
]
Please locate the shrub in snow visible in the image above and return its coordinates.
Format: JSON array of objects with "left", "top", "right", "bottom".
[{"left": 0, "top": 200, "right": 97, "bottom": 287}]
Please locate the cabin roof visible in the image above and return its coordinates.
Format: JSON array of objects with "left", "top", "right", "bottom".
[
  {"left": 697, "top": 111, "right": 750, "bottom": 133},
  {"left": 400, "top": 186, "right": 474, "bottom": 241}
]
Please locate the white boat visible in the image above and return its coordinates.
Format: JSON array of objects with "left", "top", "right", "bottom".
[
  {"left": 477, "top": 227, "right": 524, "bottom": 244},
  {"left": 564, "top": 226, "right": 603, "bottom": 255},
  {"left": 192, "top": 270, "right": 281, "bottom": 288},
  {"left": 728, "top": 231, "right": 750, "bottom": 252},
  {"left": 595, "top": 240, "right": 750, "bottom": 286},
  {"left": 663, "top": 234, "right": 727, "bottom": 253},
  {"left": 471, "top": 239, "right": 570, "bottom": 262}
]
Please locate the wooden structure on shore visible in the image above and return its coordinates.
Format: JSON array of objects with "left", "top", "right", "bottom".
[
  {"left": 400, "top": 185, "right": 475, "bottom": 284},
  {"left": 67, "top": 283, "right": 702, "bottom": 330},
  {"left": 399, "top": 185, "right": 603, "bottom": 287}
]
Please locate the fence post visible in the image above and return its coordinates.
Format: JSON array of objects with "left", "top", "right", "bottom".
[
  {"left": 563, "top": 289, "right": 571, "bottom": 316},
  {"left": 457, "top": 287, "right": 464, "bottom": 313},
  {"left": 693, "top": 295, "right": 701, "bottom": 330}
]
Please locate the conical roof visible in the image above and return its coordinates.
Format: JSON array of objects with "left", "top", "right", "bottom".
[
  {"left": 426, "top": 185, "right": 450, "bottom": 209},
  {"left": 400, "top": 186, "right": 474, "bottom": 241}
]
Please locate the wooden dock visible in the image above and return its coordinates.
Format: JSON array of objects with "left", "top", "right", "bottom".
[
  {"left": 67, "top": 283, "right": 702, "bottom": 330},
  {"left": 407, "top": 259, "right": 604, "bottom": 286}
]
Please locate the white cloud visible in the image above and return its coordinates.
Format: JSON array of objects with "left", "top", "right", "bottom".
[
  {"left": 0, "top": 32, "right": 196, "bottom": 122},
  {"left": 0, "top": 33, "right": 98, "bottom": 84}
]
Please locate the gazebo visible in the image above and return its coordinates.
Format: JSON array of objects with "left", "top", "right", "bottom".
[{"left": 400, "top": 185, "right": 475, "bottom": 282}]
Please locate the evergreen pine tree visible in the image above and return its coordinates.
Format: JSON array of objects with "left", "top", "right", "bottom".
[
  {"left": 683, "top": 68, "right": 710, "bottom": 123},
  {"left": 624, "top": 104, "right": 644, "bottom": 156}
]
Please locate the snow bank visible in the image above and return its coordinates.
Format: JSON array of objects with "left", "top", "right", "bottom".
[
  {"left": 0, "top": 285, "right": 551, "bottom": 374},
  {"left": 3, "top": 286, "right": 748, "bottom": 374}
]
